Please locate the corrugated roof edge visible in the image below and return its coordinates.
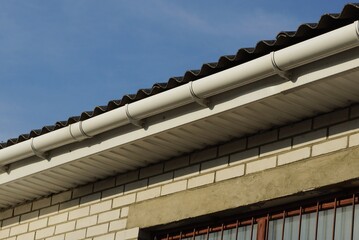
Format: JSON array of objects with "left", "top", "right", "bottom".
[{"left": 1, "top": 3, "right": 359, "bottom": 149}]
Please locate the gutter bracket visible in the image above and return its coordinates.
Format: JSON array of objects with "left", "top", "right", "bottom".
[
  {"left": 0, "top": 165, "right": 10, "bottom": 174},
  {"left": 189, "top": 81, "right": 210, "bottom": 108},
  {"left": 271, "top": 52, "right": 293, "bottom": 81},
  {"left": 30, "top": 138, "right": 49, "bottom": 160},
  {"left": 125, "top": 104, "right": 146, "bottom": 128}
]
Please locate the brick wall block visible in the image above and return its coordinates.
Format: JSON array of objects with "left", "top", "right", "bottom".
[
  {"left": 136, "top": 187, "right": 161, "bottom": 202},
  {"left": 0, "top": 208, "right": 13, "bottom": 220},
  {"left": 68, "top": 207, "right": 89, "bottom": 220},
  {"left": 125, "top": 179, "right": 148, "bottom": 193},
  {"left": 174, "top": 165, "right": 200, "bottom": 180},
  {"left": 32, "top": 197, "right": 51, "bottom": 211},
  {"left": 98, "top": 209, "right": 121, "bottom": 223},
  {"left": 112, "top": 194, "right": 136, "bottom": 208},
  {"left": 293, "top": 129, "right": 327, "bottom": 148},
  {"left": 2, "top": 216, "right": 20, "bottom": 227},
  {"left": 140, "top": 163, "right": 164, "bottom": 179},
  {"left": 190, "top": 147, "right": 217, "bottom": 164},
  {"left": 215, "top": 164, "right": 245, "bottom": 182},
  {"left": 14, "top": 203, "right": 31, "bottom": 216},
  {"left": 148, "top": 172, "right": 173, "bottom": 187},
  {"left": 349, "top": 133, "right": 359, "bottom": 147},
  {"left": 17, "top": 232, "right": 35, "bottom": 240},
  {"left": 279, "top": 119, "right": 312, "bottom": 139},
  {"left": 65, "top": 229, "right": 86, "bottom": 240},
  {"left": 80, "top": 192, "right": 101, "bottom": 206},
  {"left": 313, "top": 108, "right": 349, "bottom": 129},
  {"left": 102, "top": 186, "right": 124, "bottom": 200},
  {"left": 90, "top": 200, "right": 112, "bottom": 215},
  {"left": 248, "top": 129, "right": 278, "bottom": 148},
  {"left": 76, "top": 215, "right": 97, "bottom": 229},
  {"left": 35, "top": 226, "right": 55, "bottom": 239},
  {"left": 164, "top": 155, "right": 190, "bottom": 172},
  {"left": 200, "top": 156, "right": 229, "bottom": 173},
  {"left": 29, "top": 218, "right": 48, "bottom": 231},
  {"left": 260, "top": 139, "right": 291, "bottom": 157},
  {"left": 115, "top": 227, "right": 139, "bottom": 240},
  {"left": 188, "top": 173, "right": 215, "bottom": 189},
  {"left": 48, "top": 212, "right": 69, "bottom": 225},
  {"left": 0, "top": 229, "right": 10, "bottom": 239},
  {"left": 54, "top": 221, "right": 76, "bottom": 234},
  {"left": 230, "top": 148, "right": 259, "bottom": 165},
  {"left": 109, "top": 219, "right": 127, "bottom": 231},
  {"left": 161, "top": 180, "right": 187, "bottom": 196},
  {"left": 73, "top": 184, "right": 93, "bottom": 198},
  {"left": 116, "top": 171, "right": 139, "bottom": 186},
  {"left": 20, "top": 210, "right": 39, "bottom": 223},
  {"left": 329, "top": 119, "right": 359, "bottom": 138},
  {"left": 246, "top": 156, "right": 277, "bottom": 174},
  {"left": 218, "top": 138, "right": 246, "bottom": 156},
  {"left": 350, "top": 104, "right": 359, "bottom": 119},
  {"left": 312, "top": 137, "right": 348, "bottom": 157},
  {"left": 39, "top": 205, "right": 59, "bottom": 218},
  {"left": 277, "top": 147, "right": 311, "bottom": 166},
  {"left": 121, "top": 207, "right": 129, "bottom": 218},
  {"left": 86, "top": 223, "right": 109, "bottom": 237},
  {"left": 94, "top": 177, "right": 116, "bottom": 192},
  {"left": 94, "top": 233, "right": 116, "bottom": 240},
  {"left": 51, "top": 191, "right": 72, "bottom": 205},
  {"left": 9, "top": 223, "right": 28, "bottom": 236}
]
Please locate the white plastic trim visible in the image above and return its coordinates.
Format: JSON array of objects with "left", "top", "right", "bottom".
[{"left": 0, "top": 21, "right": 358, "bottom": 166}]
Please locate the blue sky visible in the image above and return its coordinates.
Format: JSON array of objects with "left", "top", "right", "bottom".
[{"left": 0, "top": 1, "right": 350, "bottom": 141}]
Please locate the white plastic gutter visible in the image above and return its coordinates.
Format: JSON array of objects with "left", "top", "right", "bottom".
[{"left": 1, "top": 21, "right": 358, "bottom": 166}]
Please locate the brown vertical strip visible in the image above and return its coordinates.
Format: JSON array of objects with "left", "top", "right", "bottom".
[
  {"left": 235, "top": 220, "right": 239, "bottom": 240},
  {"left": 179, "top": 231, "right": 183, "bottom": 240},
  {"left": 332, "top": 198, "right": 337, "bottom": 240},
  {"left": 221, "top": 224, "right": 224, "bottom": 240},
  {"left": 281, "top": 211, "right": 286, "bottom": 240},
  {"left": 315, "top": 202, "right": 319, "bottom": 240},
  {"left": 265, "top": 215, "right": 270, "bottom": 240},
  {"left": 350, "top": 194, "right": 355, "bottom": 240},
  {"left": 250, "top": 217, "right": 254, "bottom": 240},
  {"left": 257, "top": 217, "right": 267, "bottom": 240},
  {"left": 206, "top": 227, "right": 210, "bottom": 240},
  {"left": 192, "top": 229, "right": 196, "bottom": 240},
  {"left": 298, "top": 207, "right": 303, "bottom": 240}
]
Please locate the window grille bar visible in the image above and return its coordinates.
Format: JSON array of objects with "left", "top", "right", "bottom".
[
  {"left": 265, "top": 214, "right": 270, "bottom": 240},
  {"left": 192, "top": 229, "right": 195, "bottom": 240},
  {"left": 235, "top": 220, "right": 239, "bottom": 240},
  {"left": 250, "top": 217, "right": 254, "bottom": 240},
  {"left": 351, "top": 194, "right": 355, "bottom": 240},
  {"left": 206, "top": 227, "right": 210, "bottom": 240},
  {"left": 332, "top": 198, "right": 337, "bottom": 240},
  {"left": 220, "top": 224, "right": 224, "bottom": 240},
  {"left": 281, "top": 210, "right": 286, "bottom": 240},
  {"left": 314, "top": 202, "right": 319, "bottom": 240},
  {"left": 298, "top": 206, "right": 302, "bottom": 240}
]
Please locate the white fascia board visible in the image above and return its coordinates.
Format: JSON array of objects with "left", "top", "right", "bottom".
[{"left": 1, "top": 46, "right": 358, "bottom": 185}]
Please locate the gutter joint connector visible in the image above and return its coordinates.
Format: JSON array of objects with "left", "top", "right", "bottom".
[
  {"left": 30, "top": 138, "right": 49, "bottom": 160},
  {"left": 270, "top": 52, "right": 293, "bottom": 81},
  {"left": 188, "top": 81, "right": 211, "bottom": 108},
  {"left": 125, "top": 104, "right": 146, "bottom": 128}
]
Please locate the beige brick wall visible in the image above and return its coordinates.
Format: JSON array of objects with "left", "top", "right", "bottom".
[{"left": 0, "top": 105, "right": 358, "bottom": 240}]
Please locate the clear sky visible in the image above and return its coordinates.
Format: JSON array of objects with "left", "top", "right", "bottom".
[{"left": 0, "top": 0, "right": 350, "bottom": 142}]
